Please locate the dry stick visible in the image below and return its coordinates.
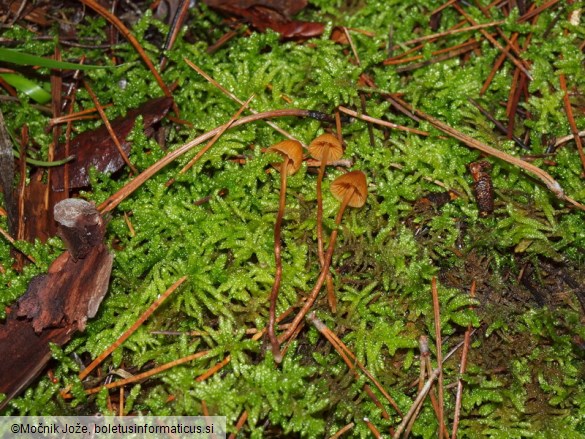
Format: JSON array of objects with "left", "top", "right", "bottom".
[
  {"left": 83, "top": 80, "right": 137, "bottom": 175},
  {"left": 392, "top": 368, "right": 441, "bottom": 439},
  {"left": 329, "top": 422, "right": 355, "bottom": 439},
  {"left": 560, "top": 72, "right": 585, "bottom": 175},
  {"left": 98, "top": 109, "right": 316, "bottom": 214},
  {"left": 391, "top": 97, "right": 585, "bottom": 211},
  {"left": 337, "top": 106, "right": 428, "bottom": 136},
  {"left": 228, "top": 410, "right": 249, "bottom": 439},
  {"left": 309, "top": 313, "right": 402, "bottom": 416},
  {"left": 78, "top": 276, "right": 187, "bottom": 381},
  {"left": 170, "top": 94, "right": 255, "bottom": 183},
  {"left": 184, "top": 58, "right": 301, "bottom": 144},
  {"left": 78, "top": 0, "right": 177, "bottom": 115},
  {"left": 431, "top": 277, "right": 445, "bottom": 439},
  {"left": 452, "top": 2, "right": 532, "bottom": 79},
  {"left": 452, "top": 280, "right": 476, "bottom": 439},
  {"left": 400, "top": 20, "right": 504, "bottom": 46}
]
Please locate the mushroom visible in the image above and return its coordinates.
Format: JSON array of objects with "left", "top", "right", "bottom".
[
  {"left": 277, "top": 170, "right": 368, "bottom": 354},
  {"left": 308, "top": 133, "right": 344, "bottom": 312},
  {"left": 265, "top": 139, "right": 303, "bottom": 363}
]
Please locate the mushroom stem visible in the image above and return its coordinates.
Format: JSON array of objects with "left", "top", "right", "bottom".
[
  {"left": 268, "top": 157, "right": 290, "bottom": 363},
  {"left": 316, "top": 147, "right": 329, "bottom": 266},
  {"left": 278, "top": 187, "right": 354, "bottom": 345},
  {"left": 316, "top": 148, "right": 337, "bottom": 313}
]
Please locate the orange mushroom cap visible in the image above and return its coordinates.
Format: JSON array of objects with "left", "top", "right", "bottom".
[
  {"left": 330, "top": 170, "right": 368, "bottom": 208},
  {"left": 308, "top": 133, "right": 343, "bottom": 163},
  {"left": 266, "top": 140, "right": 303, "bottom": 175}
]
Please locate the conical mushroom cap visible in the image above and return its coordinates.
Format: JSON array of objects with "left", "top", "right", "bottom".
[
  {"left": 267, "top": 140, "right": 303, "bottom": 175},
  {"left": 308, "top": 133, "right": 343, "bottom": 163},
  {"left": 330, "top": 170, "right": 368, "bottom": 208}
]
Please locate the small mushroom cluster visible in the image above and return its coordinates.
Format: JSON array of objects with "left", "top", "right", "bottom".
[{"left": 265, "top": 134, "right": 367, "bottom": 363}]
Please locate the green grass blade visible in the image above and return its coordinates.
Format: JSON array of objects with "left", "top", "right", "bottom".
[
  {"left": 0, "top": 73, "right": 51, "bottom": 104},
  {"left": 0, "top": 48, "right": 106, "bottom": 70}
]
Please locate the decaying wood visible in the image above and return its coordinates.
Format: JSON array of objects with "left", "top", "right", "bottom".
[{"left": 0, "top": 198, "right": 112, "bottom": 410}]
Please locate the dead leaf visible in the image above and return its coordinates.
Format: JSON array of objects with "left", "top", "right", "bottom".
[
  {"left": 205, "top": 2, "right": 324, "bottom": 40},
  {"left": 51, "top": 96, "right": 173, "bottom": 190},
  {"left": 204, "top": 0, "right": 308, "bottom": 17}
]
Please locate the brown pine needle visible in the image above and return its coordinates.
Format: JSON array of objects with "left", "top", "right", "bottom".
[
  {"left": 184, "top": 58, "right": 300, "bottom": 144},
  {"left": 560, "top": 73, "right": 585, "bottom": 174},
  {"left": 452, "top": 3, "right": 532, "bottom": 80},
  {"left": 401, "top": 20, "right": 504, "bottom": 46},
  {"left": 337, "top": 106, "right": 428, "bottom": 136},
  {"left": 177, "top": 95, "right": 254, "bottom": 176},
  {"left": 392, "top": 368, "right": 441, "bottom": 439},
  {"left": 65, "top": 349, "right": 211, "bottom": 397},
  {"left": 328, "top": 422, "right": 355, "bottom": 439},
  {"left": 343, "top": 27, "right": 361, "bottom": 65},
  {"left": 201, "top": 399, "right": 210, "bottom": 417},
  {"left": 82, "top": 80, "right": 137, "bottom": 175},
  {"left": 391, "top": 96, "right": 585, "bottom": 211},
  {"left": 430, "top": 0, "right": 458, "bottom": 15},
  {"left": 431, "top": 277, "right": 445, "bottom": 439},
  {"left": 228, "top": 410, "right": 249, "bottom": 439},
  {"left": 363, "top": 418, "right": 381, "bottom": 438},
  {"left": 518, "top": 0, "right": 562, "bottom": 23},
  {"left": 48, "top": 105, "right": 110, "bottom": 127},
  {"left": 98, "top": 109, "right": 316, "bottom": 214},
  {"left": 452, "top": 280, "right": 476, "bottom": 439},
  {"left": 79, "top": 0, "right": 177, "bottom": 115},
  {"left": 78, "top": 276, "right": 187, "bottom": 381},
  {"left": 0, "top": 224, "right": 35, "bottom": 263},
  {"left": 384, "top": 37, "right": 480, "bottom": 66},
  {"left": 480, "top": 33, "right": 520, "bottom": 95},
  {"left": 196, "top": 355, "right": 231, "bottom": 382},
  {"left": 309, "top": 313, "right": 402, "bottom": 416}
]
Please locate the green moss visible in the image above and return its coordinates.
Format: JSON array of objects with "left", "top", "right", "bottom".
[{"left": 1, "top": 0, "right": 585, "bottom": 437}]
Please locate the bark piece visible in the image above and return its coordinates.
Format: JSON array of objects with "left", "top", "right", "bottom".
[
  {"left": 0, "top": 198, "right": 112, "bottom": 411},
  {"left": 17, "top": 199, "right": 113, "bottom": 332}
]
